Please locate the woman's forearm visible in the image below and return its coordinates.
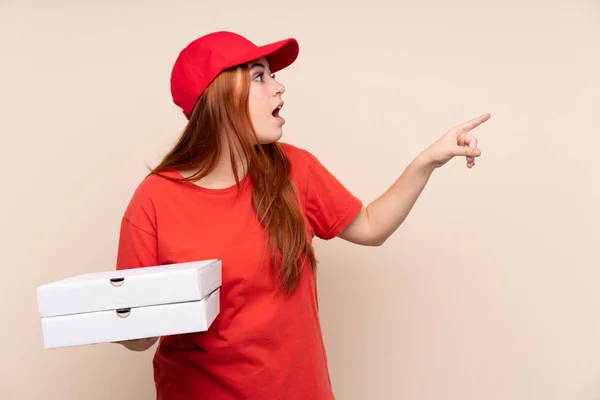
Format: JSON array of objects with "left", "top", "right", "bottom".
[
  {"left": 338, "top": 113, "right": 489, "bottom": 246},
  {"left": 339, "top": 153, "right": 435, "bottom": 246},
  {"left": 365, "top": 155, "right": 435, "bottom": 244}
]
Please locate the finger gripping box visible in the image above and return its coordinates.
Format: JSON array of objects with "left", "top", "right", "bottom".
[{"left": 36, "top": 259, "right": 222, "bottom": 349}]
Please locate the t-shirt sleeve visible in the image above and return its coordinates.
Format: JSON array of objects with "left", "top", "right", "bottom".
[
  {"left": 301, "top": 149, "right": 363, "bottom": 240},
  {"left": 115, "top": 185, "right": 159, "bottom": 271},
  {"left": 116, "top": 217, "right": 158, "bottom": 270}
]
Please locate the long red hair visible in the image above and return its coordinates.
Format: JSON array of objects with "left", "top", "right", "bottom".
[{"left": 150, "top": 65, "right": 317, "bottom": 297}]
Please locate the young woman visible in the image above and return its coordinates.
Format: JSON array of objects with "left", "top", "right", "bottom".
[{"left": 115, "top": 31, "right": 490, "bottom": 400}]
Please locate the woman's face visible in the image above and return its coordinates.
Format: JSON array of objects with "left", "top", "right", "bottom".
[{"left": 247, "top": 57, "right": 287, "bottom": 144}]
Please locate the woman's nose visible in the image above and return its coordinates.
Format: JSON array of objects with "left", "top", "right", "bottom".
[{"left": 274, "top": 81, "right": 285, "bottom": 95}]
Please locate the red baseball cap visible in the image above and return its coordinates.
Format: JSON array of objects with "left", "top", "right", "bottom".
[{"left": 170, "top": 31, "right": 299, "bottom": 119}]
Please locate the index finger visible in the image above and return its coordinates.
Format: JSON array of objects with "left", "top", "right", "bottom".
[{"left": 456, "top": 113, "right": 491, "bottom": 132}]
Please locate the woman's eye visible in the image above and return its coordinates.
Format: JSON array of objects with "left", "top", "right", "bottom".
[{"left": 253, "top": 72, "right": 275, "bottom": 82}]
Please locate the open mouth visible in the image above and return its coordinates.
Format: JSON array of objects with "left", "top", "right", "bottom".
[{"left": 272, "top": 102, "right": 283, "bottom": 118}]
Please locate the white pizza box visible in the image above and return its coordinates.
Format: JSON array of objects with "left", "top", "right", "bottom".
[
  {"left": 41, "top": 287, "right": 220, "bottom": 349},
  {"left": 36, "top": 259, "right": 222, "bottom": 318},
  {"left": 36, "top": 259, "right": 222, "bottom": 349}
]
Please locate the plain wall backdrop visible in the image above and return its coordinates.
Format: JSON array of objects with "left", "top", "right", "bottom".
[{"left": 1, "top": 0, "right": 599, "bottom": 399}]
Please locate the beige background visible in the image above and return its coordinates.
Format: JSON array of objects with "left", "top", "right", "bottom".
[{"left": 1, "top": 0, "right": 599, "bottom": 399}]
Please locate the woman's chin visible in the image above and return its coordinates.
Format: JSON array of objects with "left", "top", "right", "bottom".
[{"left": 256, "top": 129, "right": 283, "bottom": 144}]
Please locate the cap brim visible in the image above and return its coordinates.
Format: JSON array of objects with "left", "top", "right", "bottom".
[{"left": 237, "top": 38, "right": 299, "bottom": 73}]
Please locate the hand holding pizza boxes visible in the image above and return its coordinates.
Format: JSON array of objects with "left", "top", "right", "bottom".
[{"left": 36, "top": 259, "right": 222, "bottom": 349}]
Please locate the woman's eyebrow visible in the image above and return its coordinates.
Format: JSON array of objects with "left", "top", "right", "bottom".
[{"left": 249, "top": 62, "right": 267, "bottom": 70}]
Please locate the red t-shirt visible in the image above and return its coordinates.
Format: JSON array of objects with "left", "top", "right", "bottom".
[{"left": 115, "top": 142, "right": 363, "bottom": 400}]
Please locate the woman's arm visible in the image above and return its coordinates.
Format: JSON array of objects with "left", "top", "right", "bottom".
[
  {"left": 116, "top": 337, "right": 159, "bottom": 352},
  {"left": 339, "top": 113, "right": 490, "bottom": 246}
]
